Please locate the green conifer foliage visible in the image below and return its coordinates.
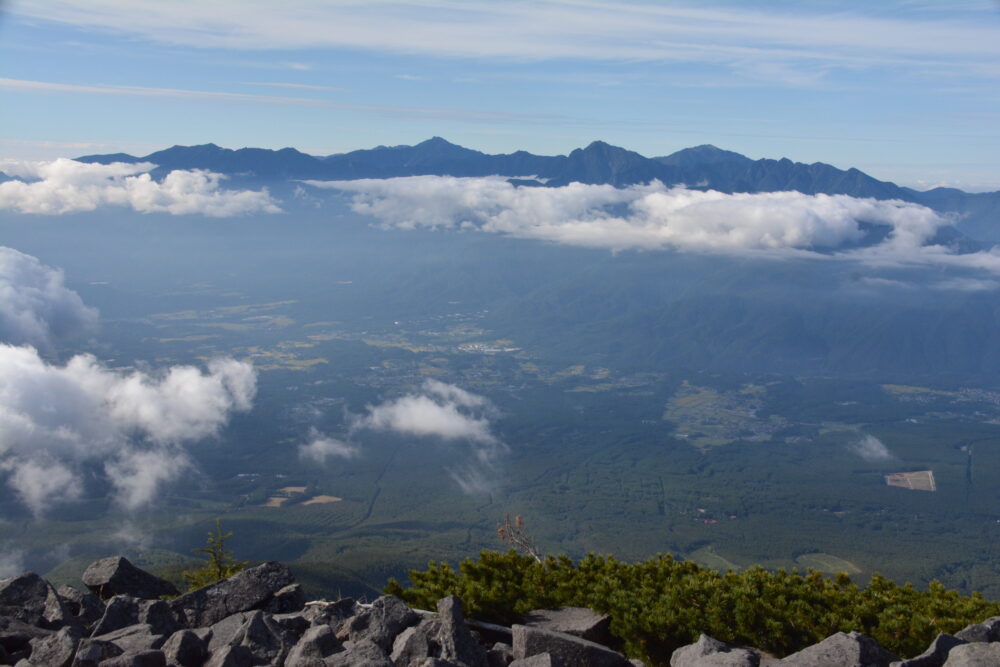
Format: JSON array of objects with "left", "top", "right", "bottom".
[
  {"left": 181, "top": 519, "right": 248, "bottom": 591},
  {"left": 387, "top": 550, "right": 1000, "bottom": 665}
]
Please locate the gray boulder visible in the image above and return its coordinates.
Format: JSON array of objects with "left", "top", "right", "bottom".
[
  {"left": 58, "top": 586, "right": 106, "bottom": 630},
  {"left": 327, "top": 638, "right": 393, "bottom": 667},
  {"left": 97, "top": 650, "right": 166, "bottom": 667},
  {"left": 27, "top": 626, "right": 81, "bottom": 667},
  {"left": 512, "top": 625, "right": 631, "bottom": 667},
  {"left": 487, "top": 641, "right": 515, "bottom": 667},
  {"left": 301, "top": 598, "right": 358, "bottom": 628},
  {"left": 437, "top": 595, "right": 488, "bottom": 667},
  {"left": 671, "top": 634, "right": 760, "bottom": 667},
  {"left": 890, "top": 634, "right": 965, "bottom": 667},
  {"left": 71, "top": 639, "right": 124, "bottom": 667},
  {"left": 82, "top": 558, "right": 178, "bottom": 602},
  {"left": 0, "top": 617, "right": 53, "bottom": 659},
  {"left": 522, "top": 608, "right": 613, "bottom": 646},
  {"left": 344, "top": 595, "right": 420, "bottom": 652},
  {"left": 91, "top": 597, "right": 179, "bottom": 638},
  {"left": 510, "top": 654, "right": 565, "bottom": 667},
  {"left": 204, "top": 644, "right": 253, "bottom": 667},
  {"left": 284, "top": 624, "right": 340, "bottom": 665},
  {"left": 777, "top": 631, "right": 898, "bottom": 666},
  {"left": 954, "top": 617, "right": 1000, "bottom": 644},
  {"left": 1, "top": 572, "right": 76, "bottom": 630},
  {"left": 263, "top": 584, "right": 305, "bottom": 615},
  {"left": 942, "top": 642, "right": 1000, "bottom": 666},
  {"left": 160, "top": 629, "right": 208, "bottom": 667},
  {"left": 169, "top": 562, "right": 294, "bottom": 628},
  {"left": 392, "top": 619, "right": 442, "bottom": 667},
  {"left": 91, "top": 624, "right": 166, "bottom": 653}
]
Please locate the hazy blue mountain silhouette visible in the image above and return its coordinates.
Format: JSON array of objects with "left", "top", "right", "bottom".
[{"left": 75, "top": 138, "right": 1000, "bottom": 239}]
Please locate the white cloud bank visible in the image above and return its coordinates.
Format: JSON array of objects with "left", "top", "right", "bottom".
[
  {"left": 353, "top": 380, "right": 506, "bottom": 494},
  {"left": 315, "top": 176, "right": 1000, "bottom": 277},
  {"left": 0, "top": 158, "right": 280, "bottom": 217},
  {"left": 0, "top": 344, "right": 257, "bottom": 514},
  {"left": 0, "top": 246, "right": 98, "bottom": 349}
]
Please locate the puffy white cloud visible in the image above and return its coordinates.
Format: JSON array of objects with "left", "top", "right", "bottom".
[
  {"left": 0, "top": 246, "right": 98, "bottom": 349},
  {"left": 0, "top": 158, "right": 281, "bottom": 217},
  {"left": 0, "top": 545, "right": 26, "bottom": 578},
  {"left": 0, "top": 344, "right": 257, "bottom": 513},
  {"left": 298, "top": 428, "right": 358, "bottom": 465},
  {"left": 354, "top": 380, "right": 506, "bottom": 494},
  {"left": 849, "top": 434, "right": 894, "bottom": 462},
  {"left": 316, "top": 176, "right": 1000, "bottom": 282}
]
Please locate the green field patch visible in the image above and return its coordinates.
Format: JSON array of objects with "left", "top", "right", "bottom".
[
  {"left": 688, "top": 546, "right": 740, "bottom": 572},
  {"left": 795, "top": 553, "right": 861, "bottom": 574}
]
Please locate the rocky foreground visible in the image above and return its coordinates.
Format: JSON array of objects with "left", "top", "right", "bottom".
[{"left": 3, "top": 558, "right": 1000, "bottom": 666}]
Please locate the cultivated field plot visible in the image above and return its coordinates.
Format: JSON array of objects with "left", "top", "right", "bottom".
[{"left": 885, "top": 470, "right": 937, "bottom": 491}]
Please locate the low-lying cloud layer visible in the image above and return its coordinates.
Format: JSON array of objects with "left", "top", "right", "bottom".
[
  {"left": 850, "top": 434, "right": 895, "bottom": 462},
  {"left": 0, "top": 158, "right": 280, "bottom": 216},
  {"left": 353, "top": 379, "right": 506, "bottom": 493},
  {"left": 299, "top": 428, "right": 359, "bottom": 465},
  {"left": 0, "top": 344, "right": 257, "bottom": 514},
  {"left": 0, "top": 246, "right": 98, "bottom": 349},
  {"left": 315, "top": 176, "right": 1000, "bottom": 277}
]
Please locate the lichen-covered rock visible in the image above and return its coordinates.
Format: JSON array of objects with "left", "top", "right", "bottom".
[
  {"left": 777, "top": 631, "right": 897, "bottom": 667},
  {"left": 512, "top": 625, "right": 631, "bottom": 667},
  {"left": 954, "top": 617, "right": 1000, "bottom": 644},
  {"left": 487, "top": 641, "right": 515, "bottom": 667},
  {"left": 26, "top": 626, "right": 80, "bottom": 667},
  {"left": 0, "top": 572, "right": 76, "bottom": 630},
  {"left": 81, "top": 558, "right": 178, "bottom": 602},
  {"left": 97, "top": 649, "right": 167, "bottom": 667},
  {"left": 942, "top": 642, "right": 1000, "bottom": 666},
  {"left": 392, "top": 619, "right": 441, "bottom": 667},
  {"left": 437, "top": 595, "right": 487, "bottom": 667},
  {"left": 160, "top": 629, "right": 208, "bottom": 667},
  {"left": 510, "top": 654, "right": 564, "bottom": 667},
  {"left": 91, "top": 623, "right": 166, "bottom": 653},
  {"left": 521, "top": 608, "right": 613, "bottom": 647},
  {"left": 169, "top": 562, "right": 294, "bottom": 628},
  {"left": 264, "top": 584, "right": 305, "bottom": 615},
  {"left": 284, "top": 624, "right": 340, "bottom": 666},
  {"left": 203, "top": 644, "right": 253, "bottom": 667},
  {"left": 70, "top": 638, "right": 124, "bottom": 667},
  {"left": 344, "top": 595, "right": 419, "bottom": 652},
  {"left": 670, "top": 634, "right": 760, "bottom": 667},
  {"left": 327, "top": 638, "right": 393, "bottom": 667},
  {"left": 58, "top": 585, "right": 106, "bottom": 630},
  {"left": 890, "top": 633, "right": 965, "bottom": 667}
]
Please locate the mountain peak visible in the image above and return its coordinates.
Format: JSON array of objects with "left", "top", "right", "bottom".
[{"left": 656, "top": 144, "right": 751, "bottom": 167}]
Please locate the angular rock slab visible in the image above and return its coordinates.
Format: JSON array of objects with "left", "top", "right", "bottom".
[
  {"left": 522, "top": 607, "right": 613, "bottom": 646},
  {"left": 778, "top": 631, "right": 898, "bottom": 667},
  {"left": 954, "top": 617, "right": 1000, "bottom": 644},
  {"left": 27, "top": 626, "right": 80, "bottom": 667},
  {"left": 327, "top": 637, "right": 394, "bottom": 667},
  {"left": 169, "top": 562, "right": 294, "bottom": 628},
  {"left": 160, "top": 629, "right": 208, "bottom": 667},
  {"left": 512, "top": 625, "right": 632, "bottom": 667},
  {"left": 890, "top": 633, "right": 964, "bottom": 667},
  {"left": 0, "top": 572, "right": 76, "bottom": 630},
  {"left": 345, "top": 595, "right": 420, "bottom": 652},
  {"left": 511, "top": 653, "right": 565, "bottom": 667},
  {"left": 82, "top": 557, "right": 178, "bottom": 601},
  {"left": 437, "top": 595, "right": 488, "bottom": 667},
  {"left": 942, "top": 642, "right": 1000, "bottom": 666},
  {"left": 671, "top": 634, "right": 760, "bottom": 667}
]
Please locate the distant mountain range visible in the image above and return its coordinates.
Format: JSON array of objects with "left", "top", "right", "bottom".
[{"left": 76, "top": 138, "right": 1000, "bottom": 239}]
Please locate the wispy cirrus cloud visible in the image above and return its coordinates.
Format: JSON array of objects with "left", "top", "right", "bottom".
[
  {"left": 11, "top": 1, "right": 1000, "bottom": 78},
  {"left": 0, "top": 78, "right": 560, "bottom": 123}
]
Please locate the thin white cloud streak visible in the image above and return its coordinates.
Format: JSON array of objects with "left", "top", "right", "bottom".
[
  {"left": 298, "top": 428, "right": 359, "bottom": 465},
  {"left": 0, "top": 158, "right": 280, "bottom": 216},
  {"left": 850, "top": 434, "right": 895, "bottom": 462},
  {"left": 0, "top": 78, "right": 556, "bottom": 123},
  {"left": 353, "top": 380, "right": 506, "bottom": 494},
  {"left": 0, "top": 246, "right": 98, "bottom": 349},
  {"left": 0, "top": 547, "right": 26, "bottom": 578},
  {"left": 0, "top": 345, "right": 257, "bottom": 514},
  {"left": 11, "top": 1, "right": 1000, "bottom": 74}
]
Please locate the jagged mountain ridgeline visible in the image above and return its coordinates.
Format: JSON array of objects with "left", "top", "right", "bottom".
[{"left": 75, "top": 138, "right": 1000, "bottom": 240}]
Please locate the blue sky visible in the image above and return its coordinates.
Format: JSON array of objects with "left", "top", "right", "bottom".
[{"left": 1, "top": 0, "right": 998, "bottom": 191}]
